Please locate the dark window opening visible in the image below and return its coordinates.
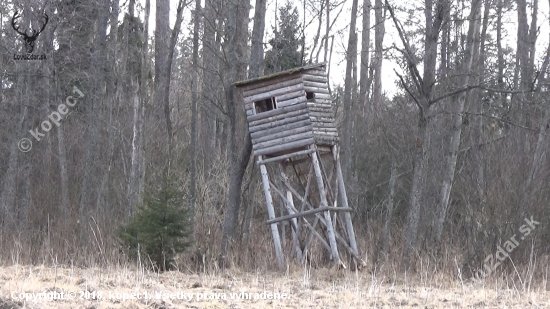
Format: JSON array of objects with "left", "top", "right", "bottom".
[
  {"left": 306, "top": 92, "right": 315, "bottom": 101},
  {"left": 255, "top": 97, "right": 276, "bottom": 113}
]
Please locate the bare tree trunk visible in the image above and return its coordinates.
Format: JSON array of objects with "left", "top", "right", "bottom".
[
  {"left": 434, "top": 0, "right": 482, "bottom": 245},
  {"left": 403, "top": 115, "right": 428, "bottom": 270},
  {"left": 341, "top": 0, "right": 358, "bottom": 207},
  {"left": 523, "top": 6, "right": 550, "bottom": 212},
  {"left": 1, "top": 136, "right": 20, "bottom": 229},
  {"left": 380, "top": 160, "right": 397, "bottom": 256},
  {"left": 219, "top": 0, "right": 252, "bottom": 267},
  {"left": 469, "top": 0, "right": 491, "bottom": 240},
  {"left": 139, "top": 0, "right": 150, "bottom": 208},
  {"left": 190, "top": 0, "right": 201, "bottom": 236},
  {"left": 242, "top": 165, "right": 258, "bottom": 245},
  {"left": 1, "top": 71, "right": 25, "bottom": 230},
  {"left": 372, "top": 0, "right": 385, "bottom": 110},
  {"left": 310, "top": 1, "right": 324, "bottom": 64},
  {"left": 128, "top": 80, "right": 142, "bottom": 216},
  {"left": 78, "top": 0, "right": 109, "bottom": 244},
  {"left": 527, "top": 0, "right": 538, "bottom": 86},
  {"left": 359, "top": 0, "right": 371, "bottom": 118},
  {"left": 438, "top": 4, "right": 449, "bottom": 79},
  {"left": 19, "top": 142, "right": 31, "bottom": 231},
  {"left": 387, "top": 0, "right": 449, "bottom": 270},
  {"left": 164, "top": 0, "right": 186, "bottom": 159},
  {"left": 250, "top": 0, "right": 267, "bottom": 79},
  {"left": 324, "top": 0, "right": 330, "bottom": 62},
  {"left": 155, "top": 0, "right": 171, "bottom": 161},
  {"left": 233, "top": 0, "right": 267, "bottom": 249},
  {"left": 96, "top": 93, "right": 116, "bottom": 220},
  {"left": 496, "top": 0, "right": 505, "bottom": 108},
  {"left": 57, "top": 124, "right": 70, "bottom": 219},
  {"left": 512, "top": 0, "right": 530, "bottom": 126},
  {"left": 201, "top": 0, "right": 219, "bottom": 170},
  {"left": 515, "top": 0, "right": 538, "bottom": 224},
  {"left": 220, "top": 138, "right": 252, "bottom": 266},
  {"left": 19, "top": 66, "right": 35, "bottom": 232},
  {"left": 96, "top": 0, "right": 120, "bottom": 220}
]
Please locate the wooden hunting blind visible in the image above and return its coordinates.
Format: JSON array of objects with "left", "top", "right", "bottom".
[{"left": 235, "top": 63, "right": 365, "bottom": 270}]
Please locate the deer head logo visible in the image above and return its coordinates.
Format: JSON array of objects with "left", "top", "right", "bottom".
[{"left": 11, "top": 11, "right": 49, "bottom": 54}]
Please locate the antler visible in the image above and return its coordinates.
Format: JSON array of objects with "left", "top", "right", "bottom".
[
  {"left": 11, "top": 10, "right": 49, "bottom": 53},
  {"left": 33, "top": 13, "right": 49, "bottom": 37},
  {"left": 11, "top": 11, "right": 27, "bottom": 36},
  {"left": 11, "top": 11, "right": 49, "bottom": 38}
]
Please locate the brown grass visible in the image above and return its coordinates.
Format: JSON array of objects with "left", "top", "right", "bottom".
[{"left": 0, "top": 262, "right": 549, "bottom": 309}]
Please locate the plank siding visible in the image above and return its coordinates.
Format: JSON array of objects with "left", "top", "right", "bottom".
[
  {"left": 254, "top": 137, "right": 315, "bottom": 156},
  {"left": 249, "top": 108, "right": 309, "bottom": 127},
  {"left": 304, "top": 87, "right": 330, "bottom": 94},
  {"left": 243, "top": 75, "right": 303, "bottom": 97},
  {"left": 309, "top": 116, "right": 336, "bottom": 123},
  {"left": 249, "top": 114, "right": 310, "bottom": 133},
  {"left": 253, "top": 131, "right": 315, "bottom": 150},
  {"left": 244, "top": 83, "right": 304, "bottom": 104},
  {"left": 252, "top": 125, "right": 313, "bottom": 144},
  {"left": 304, "top": 70, "right": 327, "bottom": 77},
  {"left": 275, "top": 90, "right": 305, "bottom": 101},
  {"left": 311, "top": 121, "right": 337, "bottom": 128},
  {"left": 307, "top": 102, "right": 333, "bottom": 108},
  {"left": 313, "top": 93, "right": 332, "bottom": 100},
  {"left": 236, "top": 65, "right": 339, "bottom": 156},
  {"left": 277, "top": 96, "right": 307, "bottom": 108},
  {"left": 302, "top": 74, "right": 328, "bottom": 83},
  {"left": 308, "top": 106, "right": 334, "bottom": 112},
  {"left": 240, "top": 74, "right": 303, "bottom": 94},
  {"left": 250, "top": 119, "right": 312, "bottom": 138},
  {"left": 303, "top": 80, "right": 329, "bottom": 89},
  {"left": 247, "top": 102, "right": 307, "bottom": 122}
]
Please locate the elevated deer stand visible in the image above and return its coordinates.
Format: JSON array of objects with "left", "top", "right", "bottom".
[{"left": 235, "top": 63, "right": 365, "bottom": 270}]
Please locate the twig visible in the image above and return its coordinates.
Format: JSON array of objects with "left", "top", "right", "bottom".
[
  {"left": 433, "top": 111, "right": 545, "bottom": 133},
  {"left": 394, "top": 70, "right": 421, "bottom": 110},
  {"left": 458, "top": 135, "right": 507, "bottom": 153},
  {"left": 88, "top": 217, "right": 107, "bottom": 265},
  {"left": 429, "top": 85, "right": 481, "bottom": 104}
]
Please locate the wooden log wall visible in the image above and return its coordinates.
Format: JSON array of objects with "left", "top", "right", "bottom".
[
  {"left": 242, "top": 73, "right": 312, "bottom": 157},
  {"left": 302, "top": 72, "right": 338, "bottom": 146},
  {"left": 239, "top": 65, "right": 339, "bottom": 157}
]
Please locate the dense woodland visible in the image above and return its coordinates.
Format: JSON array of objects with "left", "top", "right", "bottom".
[{"left": 0, "top": 0, "right": 549, "bottom": 278}]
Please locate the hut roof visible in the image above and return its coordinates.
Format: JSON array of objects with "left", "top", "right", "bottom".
[{"left": 234, "top": 63, "right": 326, "bottom": 87}]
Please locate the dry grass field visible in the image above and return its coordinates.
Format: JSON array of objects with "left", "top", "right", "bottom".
[{"left": 0, "top": 264, "right": 549, "bottom": 309}]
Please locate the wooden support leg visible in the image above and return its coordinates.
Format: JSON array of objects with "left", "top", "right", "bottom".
[
  {"left": 301, "top": 215, "right": 319, "bottom": 264},
  {"left": 279, "top": 199, "right": 286, "bottom": 249},
  {"left": 333, "top": 146, "right": 364, "bottom": 267},
  {"left": 286, "top": 190, "right": 303, "bottom": 261},
  {"left": 259, "top": 161, "right": 285, "bottom": 270},
  {"left": 311, "top": 147, "right": 341, "bottom": 266},
  {"left": 279, "top": 163, "right": 302, "bottom": 251}
]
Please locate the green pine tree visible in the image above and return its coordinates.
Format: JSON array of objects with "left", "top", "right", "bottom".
[
  {"left": 118, "top": 175, "right": 192, "bottom": 271},
  {"left": 264, "top": 1, "right": 304, "bottom": 74}
]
